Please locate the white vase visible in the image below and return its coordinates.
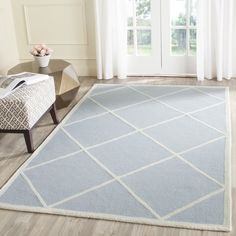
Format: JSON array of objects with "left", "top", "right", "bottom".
[{"left": 34, "top": 55, "right": 51, "bottom": 67}]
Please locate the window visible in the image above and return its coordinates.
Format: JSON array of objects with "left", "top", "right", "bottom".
[
  {"left": 171, "top": 0, "right": 197, "bottom": 56},
  {"left": 127, "top": 0, "right": 152, "bottom": 56}
]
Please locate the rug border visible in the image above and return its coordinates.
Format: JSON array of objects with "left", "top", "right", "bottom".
[
  {"left": 224, "top": 87, "right": 232, "bottom": 230},
  {"left": 0, "top": 84, "right": 232, "bottom": 232}
]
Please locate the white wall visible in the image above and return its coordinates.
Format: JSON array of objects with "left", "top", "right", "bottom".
[
  {"left": 0, "top": 0, "right": 19, "bottom": 75},
  {"left": 11, "top": 0, "right": 96, "bottom": 76},
  {"left": 2, "top": 0, "right": 236, "bottom": 77}
]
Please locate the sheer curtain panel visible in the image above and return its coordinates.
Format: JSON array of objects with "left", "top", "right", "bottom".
[
  {"left": 197, "top": 0, "right": 234, "bottom": 81},
  {"left": 94, "top": 0, "right": 128, "bottom": 80}
]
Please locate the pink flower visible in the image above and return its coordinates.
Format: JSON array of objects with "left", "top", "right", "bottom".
[
  {"left": 32, "top": 50, "right": 38, "bottom": 56},
  {"left": 30, "top": 44, "right": 53, "bottom": 56},
  {"left": 34, "top": 45, "right": 42, "bottom": 52},
  {"left": 30, "top": 49, "right": 38, "bottom": 56},
  {"left": 46, "top": 48, "right": 53, "bottom": 55},
  {"left": 40, "top": 49, "right": 46, "bottom": 56}
]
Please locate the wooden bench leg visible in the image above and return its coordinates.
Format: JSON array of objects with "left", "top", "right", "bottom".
[
  {"left": 24, "top": 130, "right": 34, "bottom": 153},
  {"left": 50, "top": 103, "right": 59, "bottom": 125}
]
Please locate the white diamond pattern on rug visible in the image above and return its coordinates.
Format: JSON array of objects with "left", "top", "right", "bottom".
[
  {"left": 196, "top": 87, "right": 226, "bottom": 100},
  {"left": 0, "top": 84, "right": 230, "bottom": 231},
  {"left": 28, "top": 129, "right": 81, "bottom": 167},
  {"left": 158, "top": 88, "right": 222, "bottom": 113},
  {"left": 91, "top": 87, "right": 150, "bottom": 110},
  {"left": 191, "top": 103, "right": 226, "bottom": 132},
  {"left": 122, "top": 157, "right": 221, "bottom": 217},
  {"left": 130, "top": 85, "right": 189, "bottom": 98},
  {"left": 0, "top": 175, "right": 43, "bottom": 207},
  {"left": 89, "top": 85, "right": 125, "bottom": 96},
  {"left": 180, "top": 138, "right": 226, "bottom": 184},
  {"left": 89, "top": 133, "right": 172, "bottom": 176},
  {"left": 143, "top": 116, "right": 223, "bottom": 153},
  {"left": 65, "top": 98, "right": 107, "bottom": 124},
  {"left": 56, "top": 181, "right": 156, "bottom": 219},
  {"left": 114, "top": 100, "right": 182, "bottom": 129},
  {"left": 24, "top": 152, "right": 112, "bottom": 205},
  {"left": 64, "top": 113, "right": 134, "bottom": 147},
  {"left": 168, "top": 191, "right": 225, "bottom": 225}
]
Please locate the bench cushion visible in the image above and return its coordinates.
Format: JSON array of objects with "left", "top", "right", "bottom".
[{"left": 0, "top": 77, "right": 55, "bottom": 130}]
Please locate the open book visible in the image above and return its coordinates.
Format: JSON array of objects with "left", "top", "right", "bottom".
[{"left": 0, "top": 72, "right": 49, "bottom": 99}]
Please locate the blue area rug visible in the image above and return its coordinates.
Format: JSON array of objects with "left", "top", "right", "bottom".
[{"left": 0, "top": 84, "right": 231, "bottom": 231}]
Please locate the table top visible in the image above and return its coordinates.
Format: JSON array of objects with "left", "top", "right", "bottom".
[{"left": 8, "top": 59, "right": 71, "bottom": 76}]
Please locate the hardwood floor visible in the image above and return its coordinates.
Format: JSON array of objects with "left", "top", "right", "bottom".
[{"left": 0, "top": 76, "right": 235, "bottom": 236}]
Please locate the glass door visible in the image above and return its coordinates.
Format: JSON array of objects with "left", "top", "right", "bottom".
[
  {"left": 161, "top": 0, "right": 197, "bottom": 75},
  {"left": 127, "top": 0, "right": 197, "bottom": 76},
  {"left": 127, "top": 0, "right": 162, "bottom": 75}
]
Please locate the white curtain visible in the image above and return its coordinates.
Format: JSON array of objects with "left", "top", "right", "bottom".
[
  {"left": 197, "top": 0, "right": 234, "bottom": 81},
  {"left": 94, "top": 0, "right": 128, "bottom": 80}
]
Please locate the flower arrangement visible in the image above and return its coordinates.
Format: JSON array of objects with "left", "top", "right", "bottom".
[
  {"left": 30, "top": 44, "right": 53, "bottom": 67},
  {"left": 30, "top": 44, "right": 53, "bottom": 57}
]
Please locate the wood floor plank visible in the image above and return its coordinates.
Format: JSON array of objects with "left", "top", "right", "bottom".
[{"left": 0, "top": 76, "right": 235, "bottom": 236}]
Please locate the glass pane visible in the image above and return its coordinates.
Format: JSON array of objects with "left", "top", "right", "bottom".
[
  {"left": 127, "top": 30, "right": 135, "bottom": 55},
  {"left": 128, "top": 0, "right": 133, "bottom": 26},
  {"left": 171, "top": 0, "right": 187, "bottom": 26},
  {"left": 171, "top": 29, "right": 187, "bottom": 55},
  {"left": 136, "top": 0, "right": 151, "bottom": 26},
  {"left": 137, "top": 30, "right": 151, "bottom": 55},
  {"left": 190, "top": 0, "right": 197, "bottom": 26},
  {"left": 189, "top": 29, "right": 197, "bottom": 55}
]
